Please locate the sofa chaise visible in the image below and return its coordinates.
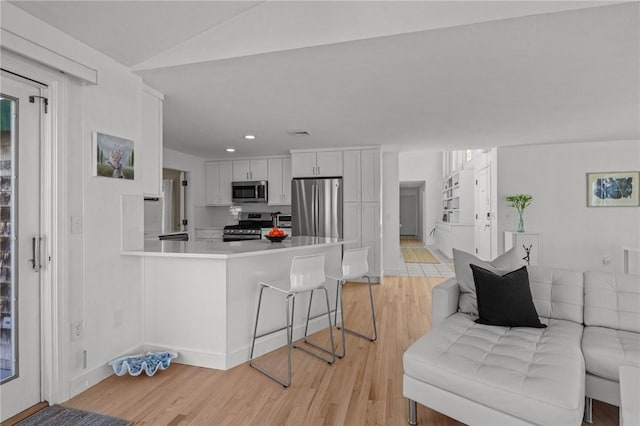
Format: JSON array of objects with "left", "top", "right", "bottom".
[
  {"left": 583, "top": 271, "right": 640, "bottom": 422},
  {"left": 403, "top": 253, "right": 640, "bottom": 425}
]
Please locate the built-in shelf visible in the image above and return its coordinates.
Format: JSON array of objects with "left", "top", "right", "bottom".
[
  {"left": 440, "top": 169, "right": 473, "bottom": 225},
  {"left": 436, "top": 169, "right": 475, "bottom": 258}
]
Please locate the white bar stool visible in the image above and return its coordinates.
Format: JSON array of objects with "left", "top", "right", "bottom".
[
  {"left": 305, "top": 247, "right": 377, "bottom": 358},
  {"left": 249, "top": 253, "right": 336, "bottom": 387}
]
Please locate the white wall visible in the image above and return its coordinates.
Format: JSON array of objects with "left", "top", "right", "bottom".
[
  {"left": 382, "top": 152, "right": 402, "bottom": 271},
  {"left": 2, "top": 3, "right": 160, "bottom": 400},
  {"left": 399, "top": 150, "right": 442, "bottom": 244},
  {"left": 497, "top": 140, "right": 640, "bottom": 273}
]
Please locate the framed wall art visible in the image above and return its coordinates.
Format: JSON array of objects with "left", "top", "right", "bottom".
[
  {"left": 586, "top": 171, "right": 639, "bottom": 207},
  {"left": 93, "top": 132, "right": 134, "bottom": 180}
]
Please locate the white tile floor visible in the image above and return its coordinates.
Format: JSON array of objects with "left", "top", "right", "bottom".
[{"left": 385, "top": 245, "right": 455, "bottom": 278}]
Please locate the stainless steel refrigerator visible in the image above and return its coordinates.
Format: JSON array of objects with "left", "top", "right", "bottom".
[{"left": 291, "top": 178, "right": 343, "bottom": 238}]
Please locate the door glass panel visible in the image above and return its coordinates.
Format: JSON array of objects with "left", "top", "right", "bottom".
[{"left": 0, "top": 97, "right": 16, "bottom": 383}]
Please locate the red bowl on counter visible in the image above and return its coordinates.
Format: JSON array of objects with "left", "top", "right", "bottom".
[{"left": 265, "top": 234, "right": 288, "bottom": 242}]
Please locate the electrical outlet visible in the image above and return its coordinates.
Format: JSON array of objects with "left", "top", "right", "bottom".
[
  {"left": 71, "top": 321, "right": 83, "bottom": 341},
  {"left": 603, "top": 255, "right": 612, "bottom": 265}
]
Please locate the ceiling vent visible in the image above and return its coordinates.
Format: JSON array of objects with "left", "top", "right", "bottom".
[{"left": 287, "top": 130, "right": 311, "bottom": 137}]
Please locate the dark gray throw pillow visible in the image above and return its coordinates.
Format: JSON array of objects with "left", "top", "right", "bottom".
[
  {"left": 470, "top": 264, "right": 546, "bottom": 328},
  {"left": 453, "top": 248, "right": 520, "bottom": 315}
]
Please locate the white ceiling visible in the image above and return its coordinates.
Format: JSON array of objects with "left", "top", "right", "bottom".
[{"left": 10, "top": 1, "right": 640, "bottom": 159}]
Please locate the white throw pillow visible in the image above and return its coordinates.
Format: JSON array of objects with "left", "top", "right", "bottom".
[{"left": 452, "top": 248, "right": 521, "bottom": 315}]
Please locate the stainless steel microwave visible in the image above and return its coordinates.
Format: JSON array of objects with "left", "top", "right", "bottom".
[{"left": 232, "top": 181, "right": 268, "bottom": 203}]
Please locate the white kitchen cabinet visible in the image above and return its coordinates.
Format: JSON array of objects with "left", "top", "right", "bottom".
[
  {"left": 361, "top": 149, "right": 380, "bottom": 202},
  {"left": 141, "top": 88, "right": 163, "bottom": 196},
  {"left": 435, "top": 221, "right": 474, "bottom": 259},
  {"left": 343, "top": 201, "right": 381, "bottom": 276},
  {"left": 233, "top": 159, "right": 268, "bottom": 181},
  {"left": 361, "top": 202, "right": 381, "bottom": 277},
  {"left": 343, "top": 202, "right": 362, "bottom": 250},
  {"left": 267, "top": 157, "right": 292, "bottom": 205},
  {"left": 343, "top": 149, "right": 380, "bottom": 203},
  {"left": 291, "top": 151, "right": 343, "bottom": 177},
  {"left": 316, "top": 151, "right": 343, "bottom": 176},
  {"left": 343, "top": 150, "right": 361, "bottom": 202},
  {"left": 338, "top": 148, "right": 382, "bottom": 277},
  {"left": 205, "top": 160, "right": 233, "bottom": 205},
  {"left": 291, "top": 152, "right": 316, "bottom": 177},
  {"left": 282, "top": 157, "right": 292, "bottom": 204}
]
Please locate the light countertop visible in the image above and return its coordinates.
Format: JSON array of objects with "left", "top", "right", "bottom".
[{"left": 123, "top": 236, "right": 350, "bottom": 259}]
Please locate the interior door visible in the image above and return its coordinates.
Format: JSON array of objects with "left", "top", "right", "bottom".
[
  {"left": 474, "top": 165, "right": 492, "bottom": 260},
  {"left": 399, "top": 193, "right": 417, "bottom": 237},
  {"left": 0, "top": 74, "right": 43, "bottom": 420}
]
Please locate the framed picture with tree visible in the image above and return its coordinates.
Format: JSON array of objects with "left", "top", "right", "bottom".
[{"left": 93, "top": 132, "right": 134, "bottom": 180}]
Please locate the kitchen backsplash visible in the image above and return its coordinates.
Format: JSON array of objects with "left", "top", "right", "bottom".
[{"left": 195, "top": 204, "right": 291, "bottom": 228}]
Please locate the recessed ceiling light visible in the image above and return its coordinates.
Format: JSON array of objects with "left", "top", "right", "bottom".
[
  {"left": 226, "top": 148, "right": 236, "bottom": 152},
  {"left": 244, "top": 135, "right": 256, "bottom": 140}
]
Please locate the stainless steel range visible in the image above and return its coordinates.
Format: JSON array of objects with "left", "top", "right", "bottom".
[{"left": 223, "top": 212, "right": 275, "bottom": 242}]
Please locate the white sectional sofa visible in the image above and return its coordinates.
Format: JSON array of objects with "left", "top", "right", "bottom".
[
  {"left": 583, "top": 271, "right": 640, "bottom": 422},
  {"left": 403, "top": 265, "right": 640, "bottom": 426}
]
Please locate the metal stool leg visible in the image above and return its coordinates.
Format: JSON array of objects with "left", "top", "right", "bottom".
[
  {"left": 294, "top": 287, "right": 337, "bottom": 364},
  {"left": 304, "top": 285, "right": 338, "bottom": 334},
  {"left": 303, "top": 287, "right": 314, "bottom": 338},
  {"left": 335, "top": 281, "right": 346, "bottom": 358},
  {"left": 334, "top": 280, "right": 341, "bottom": 326},
  {"left": 249, "top": 286, "right": 266, "bottom": 362},
  {"left": 307, "top": 279, "right": 345, "bottom": 358},
  {"left": 249, "top": 288, "right": 294, "bottom": 387},
  {"left": 341, "top": 276, "right": 377, "bottom": 342}
]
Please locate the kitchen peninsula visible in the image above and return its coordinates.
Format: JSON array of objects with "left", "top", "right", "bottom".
[{"left": 123, "top": 237, "right": 346, "bottom": 370}]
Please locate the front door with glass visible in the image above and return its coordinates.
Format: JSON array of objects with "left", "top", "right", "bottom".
[{"left": 0, "top": 74, "right": 43, "bottom": 421}]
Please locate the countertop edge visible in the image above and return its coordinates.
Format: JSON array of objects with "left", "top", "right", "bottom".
[{"left": 122, "top": 239, "right": 351, "bottom": 259}]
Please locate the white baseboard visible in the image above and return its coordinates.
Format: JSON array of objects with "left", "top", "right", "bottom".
[
  {"left": 144, "top": 313, "right": 341, "bottom": 371},
  {"left": 226, "top": 312, "right": 339, "bottom": 369},
  {"left": 143, "top": 343, "right": 227, "bottom": 370},
  {"left": 69, "top": 344, "right": 143, "bottom": 398},
  {"left": 67, "top": 316, "right": 342, "bottom": 398}
]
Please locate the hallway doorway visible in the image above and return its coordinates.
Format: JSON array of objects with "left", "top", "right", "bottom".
[{"left": 399, "top": 181, "right": 425, "bottom": 241}]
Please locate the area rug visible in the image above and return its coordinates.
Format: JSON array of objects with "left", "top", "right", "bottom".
[
  {"left": 16, "top": 405, "right": 131, "bottom": 426},
  {"left": 401, "top": 247, "right": 440, "bottom": 264}
]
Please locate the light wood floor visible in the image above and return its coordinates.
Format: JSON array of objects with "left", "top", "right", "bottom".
[{"left": 62, "top": 276, "right": 618, "bottom": 426}]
